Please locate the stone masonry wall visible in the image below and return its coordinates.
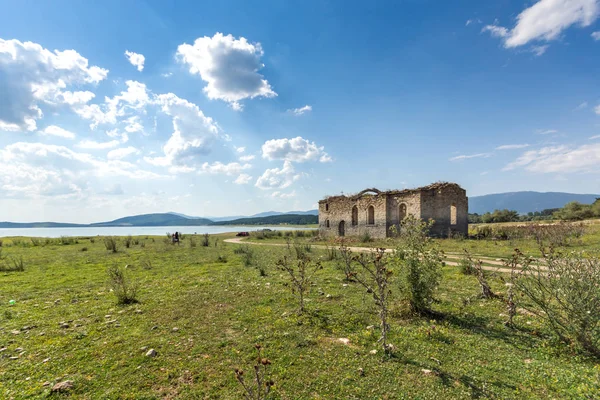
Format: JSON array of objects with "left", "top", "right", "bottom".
[
  {"left": 419, "top": 185, "right": 468, "bottom": 237},
  {"left": 318, "top": 192, "right": 388, "bottom": 239}
]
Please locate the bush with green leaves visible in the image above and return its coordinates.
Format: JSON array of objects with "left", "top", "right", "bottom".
[
  {"left": 104, "top": 237, "right": 119, "bottom": 253},
  {"left": 107, "top": 266, "right": 138, "bottom": 305},
  {"left": 514, "top": 248, "right": 600, "bottom": 357},
  {"left": 392, "top": 216, "right": 443, "bottom": 314}
]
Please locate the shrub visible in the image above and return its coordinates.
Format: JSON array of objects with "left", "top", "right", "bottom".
[
  {"left": 276, "top": 254, "right": 322, "bottom": 314},
  {"left": 359, "top": 231, "right": 373, "bottom": 243},
  {"left": 107, "top": 266, "right": 138, "bottom": 305},
  {"left": 235, "top": 246, "right": 255, "bottom": 267},
  {"left": 132, "top": 238, "right": 140, "bottom": 246},
  {"left": 0, "top": 256, "right": 25, "bottom": 272},
  {"left": 352, "top": 248, "right": 394, "bottom": 354},
  {"left": 140, "top": 259, "right": 152, "bottom": 270},
  {"left": 234, "top": 344, "right": 274, "bottom": 399},
  {"left": 337, "top": 243, "right": 356, "bottom": 281},
  {"left": 216, "top": 254, "right": 228, "bottom": 263},
  {"left": 189, "top": 236, "right": 196, "bottom": 248},
  {"left": 104, "top": 237, "right": 118, "bottom": 253},
  {"left": 81, "top": 247, "right": 88, "bottom": 252},
  {"left": 202, "top": 233, "right": 210, "bottom": 247},
  {"left": 514, "top": 248, "right": 600, "bottom": 357},
  {"left": 458, "top": 254, "right": 474, "bottom": 275},
  {"left": 90, "top": 238, "right": 95, "bottom": 244},
  {"left": 124, "top": 236, "right": 132, "bottom": 248},
  {"left": 294, "top": 230, "right": 306, "bottom": 238},
  {"left": 393, "top": 216, "right": 443, "bottom": 315},
  {"left": 324, "top": 246, "right": 338, "bottom": 261},
  {"left": 30, "top": 237, "right": 42, "bottom": 246},
  {"left": 463, "top": 250, "right": 497, "bottom": 299},
  {"left": 58, "top": 236, "right": 76, "bottom": 245},
  {"left": 0, "top": 239, "right": 3, "bottom": 247}
]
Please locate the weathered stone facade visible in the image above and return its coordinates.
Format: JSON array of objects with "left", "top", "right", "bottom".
[{"left": 318, "top": 182, "right": 468, "bottom": 238}]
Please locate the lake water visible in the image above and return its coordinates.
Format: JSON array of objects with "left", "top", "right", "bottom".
[{"left": 0, "top": 225, "right": 315, "bottom": 238}]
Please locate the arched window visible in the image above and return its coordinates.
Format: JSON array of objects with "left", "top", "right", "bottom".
[
  {"left": 450, "top": 204, "right": 457, "bottom": 225},
  {"left": 367, "top": 206, "right": 375, "bottom": 225},
  {"left": 351, "top": 206, "right": 358, "bottom": 226},
  {"left": 399, "top": 203, "right": 407, "bottom": 221},
  {"left": 326, "top": 219, "right": 330, "bottom": 228}
]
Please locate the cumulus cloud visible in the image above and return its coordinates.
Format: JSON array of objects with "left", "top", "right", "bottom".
[
  {"left": 235, "top": 146, "right": 246, "bottom": 153},
  {"left": 234, "top": 173, "right": 253, "bottom": 184},
  {"left": 144, "top": 93, "right": 220, "bottom": 170},
  {"left": 176, "top": 32, "right": 276, "bottom": 110},
  {"left": 255, "top": 161, "right": 301, "bottom": 190},
  {"left": 124, "top": 50, "right": 145, "bottom": 72},
  {"left": 483, "top": 0, "right": 599, "bottom": 50},
  {"left": 239, "top": 154, "right": 255, "bottom": 162},
  {"left": 495, "top": 144, "right": 530, "bottom": 150},
  {"left": 504, "top": 143, "right": 600, "bottom": 173},
  {"left": 261, "top": 137, "right": 331, "bottom": 163},
  {"left": 74, "top": 80, "right": 149, "bottom": 129},
  {"left": 0, "top": 38, "right": 108, "bottom": 131},
  {"left": 0, "top": 142, "right": 161, "bottom": 198},
  {"left": 107, "top": 146, "right": 140, "bottom": 160},
  {"left": 76, "top": 139, "right": 120, "bottom": 150},
  {"left": 287, "top": 105, "right": 312, "bottom": 116},
  {"left": 592, "top": 31, "right": 600, "bottom": 39},
  {"left": 449, "top": 153, "right": 491, "bottom": 161},
  {"left": 271, "top": 190, "right": 296, "bottom": 199},
  {"left": 199, "top": 161, "right": 251, "bottom": 176},
  {"left": 40, "top": 125, "right": 76, "bottom": 139}
]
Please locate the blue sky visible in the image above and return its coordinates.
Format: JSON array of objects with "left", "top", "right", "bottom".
[{"left": 1, "top": 0, "right": 600, "bottom": 223}]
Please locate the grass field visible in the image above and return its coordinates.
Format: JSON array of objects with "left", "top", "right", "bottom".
[{"left": 1, "top": 231, "right": 599, "bottom": 399}]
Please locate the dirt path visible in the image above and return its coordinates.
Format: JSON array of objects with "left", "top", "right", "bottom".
[{"left": 223, "top": 237, "right": 518, "bottom": 273}]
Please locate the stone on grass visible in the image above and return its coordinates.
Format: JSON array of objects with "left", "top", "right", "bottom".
[
  {"left": 51, "top": 380, "right": 74, "bottom": 392},
  {"left": 145, "top": 349, "right": 157, "bottom": 357},
  {"left": 369, "top": 349, "right": 377, "bottom": 355}
]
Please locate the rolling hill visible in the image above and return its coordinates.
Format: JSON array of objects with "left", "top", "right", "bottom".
[
  {"left": 469, "top": 192, "right": 600, "bottom": 214},
  {"left": 210, "top": 214, "right": 318, "bottom": 226},
  {"left": 91, "top": 213, "right": 213, "bottom": 227}
]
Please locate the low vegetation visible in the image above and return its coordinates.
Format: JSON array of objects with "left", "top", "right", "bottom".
[{"left": 1, "top": 227, "right": 599, "bottom": 398}]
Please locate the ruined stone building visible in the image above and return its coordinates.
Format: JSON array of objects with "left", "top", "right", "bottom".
[{"left": 318, "top": 182, "right": 468, "bottom": 238}]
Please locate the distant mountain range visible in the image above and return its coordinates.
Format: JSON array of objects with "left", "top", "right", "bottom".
[
  {"left": 2, "top": 192, "right": 598, "bottom": 228},
  {"left": 469, "top": 191, "right": 599, "bottom": 214},
  {"left": 0, "top": 211, "right": 318, "bottom": 228}
]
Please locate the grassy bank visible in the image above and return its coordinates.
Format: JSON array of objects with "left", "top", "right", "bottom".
[{"left": 0, "top": 233, "right": 598, "bottom": 398}]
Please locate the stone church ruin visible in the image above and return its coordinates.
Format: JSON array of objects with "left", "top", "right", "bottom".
[{"left": 318, "top": 182, "right": 468, "bottom": 238}]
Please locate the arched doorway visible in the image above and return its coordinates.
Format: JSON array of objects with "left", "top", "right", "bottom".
[
  {"left": 338, "top": 220, "right": 345, "bottom": 237},
  {"left": 367, "top": 206, "right": 375, "bottom": 225},
  {"left": 399, "top": 203, "right": 407, "bottom": 221},
  {"left": 351, "top": 206, "right": 358, "bottom": 226}
]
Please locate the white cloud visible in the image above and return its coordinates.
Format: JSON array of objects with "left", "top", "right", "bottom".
[
  {"left": 449, "top": 153, "right": 491, "bottom": 161},
  {"left": 595, "top": 104, "right": 600, "bottom": 114},
  {"left": 255, "top": 161, "right": 301, "bottom": 190},
  {"left": 261, "top": 137, "right": 331, "bottom": 163},
  {"left": 0, "top": 38, "right": 108, "bottom": 131},
  {"left": 107, "top": 146, "right": 140, "bottom": 160},
  {"left": 495, "top": 144, "right": 530, "bottom": 150},
  {"left": 235, "top": 146, "right": 246, "bottom": 153},
  {"left": 176, "top": 32, "right": 276, "bottom": 110},
  {"left": 504, "top": 143, "right": 600, "bottom": 173},
  {"left": 239, "top": 154, "right": 255, "bottom": 162},
  {"left": 483, "top": 0, "right": 599, "bottom": 49},
  {"left": 123, "top": 116, "right": 144, "bottom": 133},
  {"left": 144, "top": 93, "right": 220, "bottom": 169},
  {"left": 40, "top": 125, "right": 76, "bottom": 139},
  {"left": 234, "top": 173, "right": 253, "bottom": 185},
  {"left": 590, "top": 135, "right": 600, "bottom": 139},
  {"left": 536, "top": 129, "right": 558, "bottom": 135},
  {"left": 575, "top": 101, "right": 588, "bottom": 110},
  {"left": 58, "top": 91, "right": 95, "bottom": 105},
  {"left": 287, "top": 105, "right": 312, "bottom": 116},
  {"left": 106, "top": 128, "right": 129, "bottom": 143},
  {"left": 482, "top": 25, "right": 509, "bottom": 38},
  {"left": 531, "top": 44, "right": 549, "bottom": 56},
  {"left": 592, "top": 31, "right": 600, "bottom": 39},
  {"left": 74, "top": 80, "right": 149, "bottom": 129},
  {"left": 200, "top": 161, "right": 251, "bottom": 176},
  {"left": 76, "top": 139, "right": 120, "bottom": 150},
  {"left": 0, "top": 142, "right": 162, "bottom": 198},
  {"left": 271, "top": 190, "right": 296, "bottom": 199},
  {"left": 161, "top": 72, "right": 173, "bottom": 78},
  {"left": 124, "top": 50, "right": 145, "bottom": 72}
]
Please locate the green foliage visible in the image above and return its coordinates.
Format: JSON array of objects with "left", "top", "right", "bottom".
[
  {"left": 554, "top": 201, "right": 597, "bottom": 221},
  {"left": 124, "top": 236, "right": 133, "bottom": 248},
  {"left": 106, "top": 266, "right": 138, "bottom": 305},
  {"left": 393, "top": 216, "right": 443, "bottom": 314},
  {"left": 202, "top": 233, "right": 210, "bottom": 247},
  {"left": 0, "top": 256, "right": 25, "bottom": 272},
  {"left": 103, "top": 237, "right": 118, "bottom": 253},
  {"left": 514, "top": 248, "right": 600, "bottom": 357},
  {"left": 214, "top": 214, "right": 317, "bottom": 226},
  {"left": 359, "top": 230, "right": 373, "bottom": 243}
]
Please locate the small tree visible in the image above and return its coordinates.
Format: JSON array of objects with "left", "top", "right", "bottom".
[
  {"left": 234, "top": 344, "right": 274, "bottom": 399},
  {"left": 463, "top": 250, "right": 497, "bottom": 299},
  {"left": 514, "top": 247, "right": 600, "bottom": 357},
  {"left": 107, "top": 266, "right": 138, "bottom": 304},
  {"left": 276, "top": 254, "right": 322, "bottom": 314},
  {"left": 352, "top": 248, "right": 394, "bottom": 354},
  {"left": 336, "top": 243, "right": 356, "bottom": 281},
  {"left": 501, "top": 250, "right": 523, "bottom": 328},
  {"left": 393, "top": 216, "right": 443, "bottom": 314}
]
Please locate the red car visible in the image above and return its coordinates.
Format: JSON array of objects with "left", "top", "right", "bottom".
[{"left": 236, "top": 231, "right": 250, "bottom": 237}]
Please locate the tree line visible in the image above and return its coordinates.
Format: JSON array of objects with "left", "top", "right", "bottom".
[{"left": 469, "top": 199, "right": 600, "bottom": 223}]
